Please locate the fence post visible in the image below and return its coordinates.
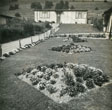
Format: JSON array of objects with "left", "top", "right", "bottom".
[
  {"left": 31, "top": 36, "right": 33, "bottom": 43},
  {"left": 19, "top": 39, "right": 21, "bottom": 48}
]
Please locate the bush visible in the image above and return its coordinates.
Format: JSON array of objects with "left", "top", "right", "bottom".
[
  {"left": 63, "top": 72, "right": 75, "bottom": 86},
  {"left": 15, "top": 72, "right": 22, "bottom": 76},
  {"left": 66, "top": 86, "right": 78, "bottom": 97},
  {"left": 39, "top": 82, "right": 46, "bottom": 90},
  {"left": 60, "top": 88, "right": 67, "bottom": 97},
  {"left": 25, "top": 67, "right": 34, "bottom": 73},
  {"left": 31, "top": 78, "right": 41, "bottom": 85},
  {"left": 76, "top": 77, "right": 84, "bottom": 83},
  {"left": 86, "top": 78, "right": 95, "bottom": 89},
  {"left": 9, "top": 51, "right": 15, "bottom": 55},
  {"left": 15, "top": 12, "right": 21, "bottom": 17},
  {"left": 74, "top": 65, "right": 86, "bottom": 77},
  {"left": 44, "top": 1, "right": 53, "bottom": 9},
  {"left": 46, "top": 85, "right": 57, "bottom": 94},
  {"left": 76, "top": 82, "right": 86, "bottom": 93},
  {"left": 93, "top": 18, "right": 103, "bottom": 31},
  {"left": 53, "top": 74, "right": 59, "bottom": 79},
  {"left": 50, "top": 80, "right": 56, "bottom": 85},
  {"left": 3, "top": 53, "right": 10, "bottom": 57},
  {"left": 43, "top": 74, "right": 50, "bottom": 80},
  {"left": 31, "top": 2, "right": 42, "bottom": 9}
]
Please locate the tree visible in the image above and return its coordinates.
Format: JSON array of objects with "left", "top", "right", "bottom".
[
  {"left": 70, "top": 5, "right": 75, "bottom": 9},
  {"left": 44, "top": 1, "right": 53, "bottom": 9},
  {"left": 63, "top": 1, "right": 69, "bottom": 9},
  {"left": 31, "top": 2, "right": 42, "bottom": 9}
]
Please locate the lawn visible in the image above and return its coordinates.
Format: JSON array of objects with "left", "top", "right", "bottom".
[{"left": 0, "top": 37, "right": 112, "bottom": 110}]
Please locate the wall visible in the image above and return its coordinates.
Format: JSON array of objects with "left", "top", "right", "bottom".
[
  {"left": 60, "top": 11, "right": 87, "bottom": 24},
  {"left": 0, "top": 17, "right": 7, "bottom": 25}
]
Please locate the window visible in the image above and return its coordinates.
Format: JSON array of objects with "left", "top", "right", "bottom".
[
  {"left": 39, "top": 11, "right": 50, "bottom": 18},
  {"left": 75, "top": 12, "right": 82, "bottom": 19}
]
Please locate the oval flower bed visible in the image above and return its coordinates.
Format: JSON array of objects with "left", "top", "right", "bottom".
[
  {"left": 51, "top": 43, "right": 92, "bottom": 54},
  {"left": 16, "top": 63, "right": 109, "bottom": 103}
]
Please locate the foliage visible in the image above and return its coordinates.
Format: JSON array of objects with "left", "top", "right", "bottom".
[
  {"left": 93, "top": 18, "right": 103, "bottom": 31},
  {"left": 86, "top": 78, "right": 95, "bottom": 89},
  {"left": 44, "top": 1, "right": 53, "bottom": 9},
  {"left": 71, "top": 35, "right": 87, "bottom": 42},
  {"left": 70, "top": 5, "right": 75, "bottom": 9},
  {"left": 46, "top": 85, "right": 57, "bottom": 94},
  {"left": 60, "top": 88, "right": 67, "bottom": 97},
  {"left": 76, "top": 77, "right": 83, "bottom": 83},
  {"left": 53, "top": 74, "right": 59, "bottom": 79},
  {"left": 23, "top": 22, "right": 34, "bottom": 36},
  {"left": 15, "top": 12, "right": 21, "bottom": 17},
  {"left": 63, "top": 72, "right": 75, "bottom": 86},
  {"left": 9, "top": 4, "right": 19, "bottom": 10},
  {"left": 45, "top": 22, "right": 52, "bottom": 29},
  {"left": 50, "top": 80, "right": 56, "bottom": 85},
  {"left": 31, "top": 2, "right": 42, "bottom": 9}
]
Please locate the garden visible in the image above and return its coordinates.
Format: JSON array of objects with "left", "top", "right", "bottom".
[
  {"left": 50, "top": 35, "right": 91, "bottom": 54},
  {"left": 15, "top": 62, "right": 109, "bottom": 103}
]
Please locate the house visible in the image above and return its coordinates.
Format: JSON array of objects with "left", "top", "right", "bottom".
[
  {"left": 34, "top": 9, "right": 88, "bottom": 24},
  {"left": 103, "top": 7, "right": 112, "bottom": 39},
  {"left": 0, "top": 14, "right": 14, "bottom": 25}
]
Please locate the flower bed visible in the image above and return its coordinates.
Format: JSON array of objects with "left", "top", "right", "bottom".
[
  {"left": 51, "top": 43, "right": 92, "bottom": 54},
  {"left": 16, "top": 63, "right": 109, "bottom": 103}
]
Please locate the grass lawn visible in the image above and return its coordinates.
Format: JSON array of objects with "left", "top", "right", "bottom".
[{"left": 0, "top": 37, "right": 112, "bottom": 110}]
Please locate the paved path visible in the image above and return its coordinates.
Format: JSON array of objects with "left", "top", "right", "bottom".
[{"left": 0, "top": 37, "right": 112, "bottom": 110}]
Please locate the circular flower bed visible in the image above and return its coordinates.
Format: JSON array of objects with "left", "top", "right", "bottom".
[
  {"left": 51, "top": 43, "right": 92, "bottom": 54},
  {"left": 16, "top": 63, "right": 109, "bottom": 103}
]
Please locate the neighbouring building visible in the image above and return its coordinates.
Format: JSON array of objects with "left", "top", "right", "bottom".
[
  {"left": 103, "top": 7, "right": 112, "bottom": 39},
  {"left": 0, "top": 14, "right": 14, "bottom": 25},
  {"left": 34, "top": 9, "right": 88, "bottom": 24}
]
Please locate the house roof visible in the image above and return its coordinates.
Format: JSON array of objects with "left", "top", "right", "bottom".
[
  {"left": 0, "top": 14, "right": 14, "bottom": 19},
  {"left": 34, "top": 9, "right": 88, "bottom": 12}
]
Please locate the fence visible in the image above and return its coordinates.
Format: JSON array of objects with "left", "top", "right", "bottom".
[{"left": 1, "top": 24, "right": 59, "bottom": 55}]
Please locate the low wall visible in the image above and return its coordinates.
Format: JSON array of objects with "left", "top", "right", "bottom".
[{"left": 1, "top": 24, "right": 59, "bottom": 55}]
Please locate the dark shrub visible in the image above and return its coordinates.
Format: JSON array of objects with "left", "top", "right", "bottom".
[
  {"left": 76, "top": 77, "right": 84, "bottom": 83},
  {"left": 83, "top": 68, "right": 94, "bottom": 80},
  {"left": 102, "top": 74, "right": 109, "bottom": 83},
  {"left": 39, "top": 82, "right": 46, "bottom": 90},
  {"left": 66, "top": 86, "right": 78, "bottom": 97},
  {"left": 86, "top": 78, "right": 95, "bottom": 89},
  {"left": 74, "top": 66, "right": 86, "bottom": 77},
  {"left": 60, "top": 88, "right": 67, "bottom": 97},
  {"left": 15, "top": 12, "right": 21, "bottom": 17},
  {"left": 37, "top": 66, "right": 41, "bottom": 71},
  {"left": 41, "top": 66, "right": 46, "bottom": 72},
  {"left": 3, "top": 53, "right": 10, "bottom": 57},
  {"left": 46, "top": 85, "right": 57, "bottom": 94},
  {"left": 53, "top": 74, "right": 59, "bottom": 79},
  {"left": 56, "top": 63, "right": 63, "bottom": 68},
  {"left": 76, "top": 82, "right": 86, "bottom": 93},
  {"left": 32, "top": 78, "right": 41, "bottom": 85},
  {"left": 43, "top": 74, "right": 50, "bottom": 80},
  {"left": 63, "top": 72, "right": 75, "bottom": 86},
  {"left": 50, "top": 80, "right": 56, "bottom": 85},
  {"left": 26, "top": 67, "right": 34, "bottom": 73},
  {"left": 93, "top": 74, "right": 109, "bottom": 86},
  {"left": 49, "top": 64, "right": 56, "bottom": 69},
  {"left": 15, "top": 72, "right": 22, "bottom": 76},
  {"left": 9, "top": 51, "right": 15, "bottom": 55}
]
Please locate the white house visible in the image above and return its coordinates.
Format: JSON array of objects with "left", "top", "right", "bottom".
[{"left": 34, "top": 9, "right": 88, "bottom": 24}]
